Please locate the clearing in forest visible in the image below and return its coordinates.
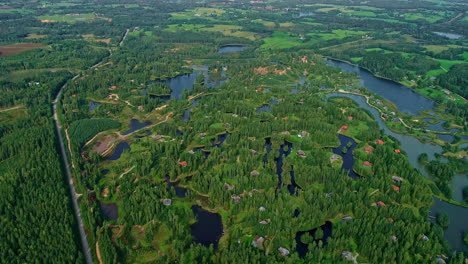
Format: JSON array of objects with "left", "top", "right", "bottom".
[{"left": 0, "top": 43, "right": 45, "bottom": 57}]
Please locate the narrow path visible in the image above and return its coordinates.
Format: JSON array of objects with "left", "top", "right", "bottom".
[
  {"left": 52, "top": 28, "right": 130, "bottom": 264},
  {"left": 0, "top": 105, "right": 23, "bottom": 112},
  {"left": 120, "top": 28, "right": 130, "bottom": 47},
  {"left": 448, "top": 12, "right": 464, "bottom": 23}
]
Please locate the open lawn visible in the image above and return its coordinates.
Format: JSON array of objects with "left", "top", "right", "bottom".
[
  {"left": 307, "top": 29, "right": 367, "bottom": 44},
  {"left": 348, "top": 11, "right": 376, "bottom": 17},
  {"left": 402, "top": 12, "right": 446, "bottom": 23},
  {"left": 38, "top": 13, "right": 101, "bottom": 23},
  {"left": 261, "top": 31, "right": 302, "bottom": 49},
  {"left": 0, "top": 43, "right": 46, "bottom": 57},
  {"left": 434, "top": 58, "right": 465, "bottom": 70}
]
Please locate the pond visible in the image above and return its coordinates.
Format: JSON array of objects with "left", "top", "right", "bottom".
[
  {"left": 123, "top": 119, "right": 152, "bottom": 135},
  {"left": 100, "top": 203, "right": 118, "bottom": 220},
  {"left": 332, "top": 134, "right": 359, "bottom": 179},
  {"left": 217, "top": 45, "right": 246, "bottom": 54},
  {"left": 165, "top": 177, "right": 187, "bottom": 198},
  {"left": 256, "top": 104, "right": 272, "bottom": 113},
  {"left": 263, "top": 137, "right": 272, "bottom": 167},
  {"left": 89, "top": 101, "right": 101, "bottom": 112},
  {"left": 274, "top": 141, "right": 293, "bottom": 190},
  {"left": 326, "top": 58, "right": 435, "bottom": 115},
  {"left": 437, "top": 134, "right": 454, "bottom": 143},
  {"left": 182, "top": 99, "right": 199, "bottom": 121},
  {"left": 325, "top": 93, "right": 467, "bottom": 251},
  {"left": 191, "top": 205, "right": 223, "bottom": 248},
  {"left": 433, "top": 32, "right": 463, "bottom": 40},
  {"left": 295, "top": 221, "right": 333, "bottom": 258},
  {"left": 106, "top": 142, "right": 130, "bottom": 160}
]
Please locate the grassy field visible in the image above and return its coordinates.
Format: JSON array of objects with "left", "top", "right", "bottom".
[
  {"left": 434, "top": 58, "right": 465, "bottom": 70},
  {"left": 253, "top": 19, "right": 275, "bottom": 27},
  {"left": 38, "top": 13, "right": 97, "bottom": 23},
  {"left": 307, "top": 29, "right": 367, "bottom": 44},
  {"left": 402, "top": 12, "right": 445, "bottom": 23},
  {"left": 261, "top": 31, "right": 302, "bottom": 49},
  {"left": 348, "top": 11, "right": 376, "bottom": 17},
  {"left": 0, "top": 43, "right": 46, "bottom": 57},
  {"left": 165, "top": 24, "right": 257, "bottom": 40},
  {"left": 424, "top": 45, "right": 450, "bottom": 53}
]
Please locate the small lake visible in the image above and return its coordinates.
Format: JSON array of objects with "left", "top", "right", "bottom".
[
  {"left": 191, "top": 205, "right": 223, "bottom": 248},
  {"left": 274, "top": 141, "right": 293, "bottom": 190},
  {"left": 165, "top": 177, "right": 187, "bottom": 198},
  {"left": 433, "top": 32, "right": 463, "bottom": 40},
  {"left": 437, "top": 134, "right": 454, "bottom": 143},
  {"left": 123, "top": 119, "right": 152, "bottom": 135},
  {"left": 326, "top": 59, "right": 435, "bottom": 115},
  {"left": 256, "top": 104, "right": 272, "bottom": 113},
  {"left": 332, "top": 134, "right": 359, "bottom": 179},
  {"left": 100, "top": 203, "right": 118, "bottom": 220},
  {"left": 295, "top": 221, "right": 333, "bottom": 258},
  {"left": 217, "top": 45, "right": 246, "bottom": 54},
  {"left": 89, "top": 101, "right": 101, "bottom": 112},
  {"left": 107, "top": 142, "right": 130, "bottom": 160}
]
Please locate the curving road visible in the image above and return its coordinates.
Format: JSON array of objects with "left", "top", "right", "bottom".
[{"left": 52, "top": 28, "right": 129, "bottom": 264}]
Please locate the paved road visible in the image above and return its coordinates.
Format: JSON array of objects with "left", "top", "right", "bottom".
[
  {"left": 52, "top": 28, "right": 129, "bottom": 264},
  {"left": 53, "top": 75, "right": 93, "bottom": 264}
]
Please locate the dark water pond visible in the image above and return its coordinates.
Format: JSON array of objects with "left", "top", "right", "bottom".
[
  {"left": 101, "top": 203, "right": 118, "bottom": 220},
  {"left": 182, "top": 99, "right": 199, "bottom": 121},
  {"left": 325, "top": 93, "right": 467, "bottom": 251},
  {"left": 326, "top": 59, "right": 435, "bottom": 115},
  {"left": 212, "top": 133, "right": 229, "bottom": 148},
  {"left": 263, "top": 137, "right": 272, "bottom": 167},
  {"left": 332, "top": 135, "right": 359, "bottom": 179},
  {"left": 217, "top": 45, "right": 246, "bottom": 54},
  {"left": 274, "top": 141, "right": 293, "bottom": 190},
  {"left": 123, "top": 119, "right": 152, "bottom": 135},
  {"left": 107, "top": 142, "right": 130, "bottom": 160},
  {"left": 437, "top": 134, "right": 454, "bottom": 143},
  {"left": 433, "top": 32, "right": 463, "bottom": 40},
  {"left": 295, "top": 221, "right": 333, "bottom": 258},
  {"left": 256, "top": 104, "right": 272, "bottom": 113},
  {"left": 89, "top": 101, "right": 101, "bottom": 112},
  {"left": 191, "top": 205, "right": 223, "bottom": 248},
  {"left": 165, "top": 177, "right": 187, "bottom": 198}
]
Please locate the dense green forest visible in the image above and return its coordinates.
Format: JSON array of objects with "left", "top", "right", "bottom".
[{"left": 0, "top": 0, "right": 467, "bottom": 263}]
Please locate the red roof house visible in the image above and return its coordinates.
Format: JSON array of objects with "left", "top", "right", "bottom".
[
  {"left": 257, "top": 88, "right": 263, "bottom": 91},
  {"left": 363, "top": 161, "right": 371, "bottom": 167},
  {"left": 394, "top": 149, "right": 401, "bottom": 153},
  {"left": 282, "top": 117, "right": 289, "bottom": 120},
  {"left": 392, "top": 185, "right": 400, "bottom": 192},
  {"left": 72, "top": 94, "right": 77, "bottom": 97},
  {"left": 376, "top": 139, "right": 384, "bottom": 145},
  {"left": 377, "top": 201, "right": 386, "bottom": 207},
  {"left": 341, "top": 125, "right": 348, "bottom": 130},
  {"left": 364, "top": 147, "right": 373, "bottom": 153},
  {"left": 178, "top": 161, "right": 187, "bottom": 167},
  {"left": 347, "top": 116, "right": 353, "bottom": 120}
]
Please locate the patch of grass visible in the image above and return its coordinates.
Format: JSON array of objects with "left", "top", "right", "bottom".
[
  {"left": 38, "top": 13, "right": 97, "bottom": 23},
  {"left": 253, "top": 19, "right": 275, "bottom": 27},
  {"left": 403, "top": 12, "right": 444, "bottom": 23},
  {"left": 424, "top": 45, "right": 449, "bottom": 54},
  {"left": 261, "top": 31, "right": 302, "bottom": 49},
  {"left": 434, "top": 58, "right": 465, "bottom": 70},
  {"left": 348, "top": 11, "right": 376, "bottom": 17}
]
